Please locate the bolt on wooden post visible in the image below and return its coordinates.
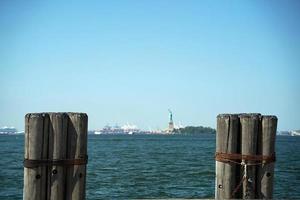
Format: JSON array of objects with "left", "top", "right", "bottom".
[
  {"left": 215, "top": 113, "right": 277, "bottom": 199},
  {"left": 23, "top": 113, "right": 88, "bottom": 200}
]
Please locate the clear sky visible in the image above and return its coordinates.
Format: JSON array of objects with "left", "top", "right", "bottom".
[{"left": 0, "top": 0, "right": 299, "bottom": 131}]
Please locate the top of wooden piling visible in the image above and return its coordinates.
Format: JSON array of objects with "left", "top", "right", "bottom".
[
  {"left": 261, "top": 115, "right": 278, "bottom": 120},
  {"left": 217, "top": 114, "right": 239, "bottom": 118},
  {"left": 217, "top": 113, "right": 262, "bottom": 119},
  {"left": 25, "top": 113, "right": 88, "bottom": 120},
  {"left": 26, "top": 112, "right": 87, "bottom": 115},
  {"left": 238, "top": 113, "right": 261, "bottom": 119}
]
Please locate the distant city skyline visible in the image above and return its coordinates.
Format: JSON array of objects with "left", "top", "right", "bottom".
[{"left": 0, "top": 1, "right": 300, "bottom": 131}]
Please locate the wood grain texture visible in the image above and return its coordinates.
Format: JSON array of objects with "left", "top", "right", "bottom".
[
  {"left": 23, "top": 113, "right": 49, "bottom": 200},
  {"left": 257, "top": 115, "right": 277, "bottom": 199},
  {"left": 240, "top": 114, "right": 260, "bottom": 199},
  {"left": 65, "top": 113, "right": 88, "bottom": 200},
  {"left": 48, "top": 113, "right": 69, "bottom": 200},
  {"left": 215, "top": 114, "right": 239, "bottom": 199}
]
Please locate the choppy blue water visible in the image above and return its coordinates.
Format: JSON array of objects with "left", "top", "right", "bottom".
[{"left": 0, "top": 134, "right": 299, "bottom": 199}]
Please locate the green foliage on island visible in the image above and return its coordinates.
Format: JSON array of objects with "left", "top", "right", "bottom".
[{"left": 173, "top": 126, "right": 216, "bottom": 134}]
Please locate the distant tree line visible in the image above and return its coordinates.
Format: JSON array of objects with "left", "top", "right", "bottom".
[{"left": 173, "top": 126, "right": 216, "bottom": 134}]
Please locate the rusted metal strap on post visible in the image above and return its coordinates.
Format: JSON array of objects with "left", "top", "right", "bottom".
[
  {"left": 215, "top": 152, "right": 276, "bottom": 164},
  {"left": 23, "top": 155, "right": 88, "bottom": 168}
]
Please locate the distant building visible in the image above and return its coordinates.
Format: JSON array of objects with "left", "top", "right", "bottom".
[
  {"left": 277, "top": 130, "right": 300, "bottom": 136},
  {"left": 93, "top": 124, "right": 140, "bottom": 135},
  {"left": 0, "top": 127, "right": 18, "bottom": 134},
  {"left": 277, "top": 131, "right": 290, "bottom": 136}
]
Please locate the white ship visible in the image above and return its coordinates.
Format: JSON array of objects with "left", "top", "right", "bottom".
[
  {"left": 0, "top": 127, "right": 19, "bottom": 135},
  {"left": 291, "top": 130, "right": 300, "bottom": 136}
]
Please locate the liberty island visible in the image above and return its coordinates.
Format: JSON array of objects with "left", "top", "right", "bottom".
[{"left": 89, "top": 109, "right": 215, "bottom": 135}]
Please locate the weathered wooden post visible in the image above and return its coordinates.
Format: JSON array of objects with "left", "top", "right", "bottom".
[
  {"left": 24, "top": 113, "right": 49, "bottom": 200},
  {"left": 215, "top": 113, "right": 277, "bottom": 199},
  {"left": 240, "top": 114, "right": 260, "bottom": 199},
  {"left": 23, "top": 112, "right": 88, "bottom": 200},
  {"left": 215, "top": 114, "right": 240, "bottom": 199},
  {"left": 257, "top": 115, "right": 277, "bottom": 199},
  {"left": 48, "top": 113, "right": 69, "bottom": 200},
  {"left": 66, "top": 113, "right": 88, "bottom": 200}
]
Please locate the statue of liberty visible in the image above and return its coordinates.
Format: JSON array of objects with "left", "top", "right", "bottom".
[
  {"left": 168, "top": 109, "right": 173, "bottom": 123},
  {"left": 168, "top": 109, "right": 174, "bottom": 132}
]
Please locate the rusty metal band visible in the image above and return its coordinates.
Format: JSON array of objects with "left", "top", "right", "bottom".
[
  {"left": 23, "top": 155, "right": 88, "bottom": 168},
  {"left": 215, "top": 152, "right": 276, "bottom": 164}
]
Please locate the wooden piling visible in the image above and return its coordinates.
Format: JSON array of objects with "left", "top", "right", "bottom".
[
  {"left": 240, "top": 114, "right": 260, "bottom": 199},
  {"left": 23, "top": 113, "right": 49, "bottom": 200},
  {"left": 23, "top": 112, "right": 88, "bottom": 200},
  {"left": 257, "top": 115, "right": 277, "bottom": 199},
  {"left": 65, "top": 113, "right": 88, "bottom": 200},
  {"left": 215, "top": 113, "right": 277, "bottom": 199},
  {"left": 48, "top": 113, "right": 68, "bottom": 200},
  {"left": 215, "top": 114, "right": 239, "bottom": 199}
]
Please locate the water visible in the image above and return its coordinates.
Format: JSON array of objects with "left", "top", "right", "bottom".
[{"left": 0, "top": 134, "right": 299, "bottom": 199}]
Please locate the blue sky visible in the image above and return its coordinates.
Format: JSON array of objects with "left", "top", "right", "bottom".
[{"left": 0, "top": 0, "right": 299, "bottom": 131}]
